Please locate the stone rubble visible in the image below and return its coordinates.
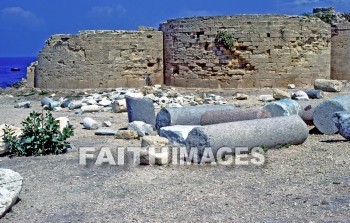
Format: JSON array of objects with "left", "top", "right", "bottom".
[
  {"left": 0, "top": 169, "right": 23, "bottom": 218},
  {"left": 314, "top": 79, "right": 342, "bottom": 92},
  {"left": 127, "top": 121, "right": 153, "bottom": 137}
]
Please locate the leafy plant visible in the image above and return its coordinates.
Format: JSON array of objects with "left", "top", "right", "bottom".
[
  {"left": 215, "top": 31, "right": 236, "bottom": 51},
  {"left": 3, "top": 110, "right": 74, "bottom": 157}
]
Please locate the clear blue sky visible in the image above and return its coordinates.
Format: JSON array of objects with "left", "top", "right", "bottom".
[{"left": 0, "top": 0, "right": 349, "bottom": 57}]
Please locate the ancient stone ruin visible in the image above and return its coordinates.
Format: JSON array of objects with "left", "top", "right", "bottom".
[{"left": 32, "top": 9, "right": 350, "bottom": 89}]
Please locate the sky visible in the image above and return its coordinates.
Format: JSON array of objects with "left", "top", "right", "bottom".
[{"left": 0, "top": 0, "right": 349, "bottom": 57}]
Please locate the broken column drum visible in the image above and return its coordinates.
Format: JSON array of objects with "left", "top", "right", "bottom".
[
  {"left": 262, "top": 99, "right": 301, "bottom": 117},
  {"left": 313, "top": 95, "right": 350, "bottom": 134},
  {"left": 155, "top": 105, "right": 235, "bottom": 132},
  {"left": 186, "top": 115, "right": 309, "bottom": 156}
]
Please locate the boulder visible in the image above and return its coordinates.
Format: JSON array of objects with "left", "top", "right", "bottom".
[
  {"left": 273, "top": 89, "right": 291, "bottom": 100},
  {"left": 141, "top": 136, "right": 169, "bottom": 147},
  {"left": 0, "top": 169, "right": 23, "bottom": 218},
  {"left": 115, "top": 130, "right": 138, "bottom": 140},
  {"left": 303, "top": 90, "right": 324, "bottom": 99},
  {"left": 160, "top": 125, "right": 199, "bottom": 145},
  {"left": 288, "top": 84, "right": 296, "bottom": 89},
  {"left": 112, "top": 99, "right": 127, "bottom": 113},
  {"left": 291, "top": 91, "right": 309, "bottom": 101},
  {"left": 82, "top": 117, "right": 99, "bottom": 130},
  {"left": 259, "top": 95, "right": 275, "bottom": 102},
  {"left": 128, "top": 121, "right": 153, "bottom": 137},
  {"left": 313, "top": 95, "right": 350, "bottom": 134},
  {"left": 314, "top": 79, "right": 342, "bottom": 92},
  {"left": 333, "top": 112, "right": 350, "bottom": 139}
]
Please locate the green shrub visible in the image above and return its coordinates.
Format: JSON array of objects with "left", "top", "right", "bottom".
[
  {"left": 3, "top": 111, "right": 74, "bottom": 157},
  {"left": 303, "top": 12, "right": 337, "bottom": 24},
  {"left": 215, "top": 31, "right": 236, "bottom": 51}
]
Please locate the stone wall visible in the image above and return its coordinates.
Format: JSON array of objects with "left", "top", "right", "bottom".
[
  {"left": 331, "top": 22, "right": 350, "bottom": 80},
  {"left": 160, "top": 15, "right": 331, "bottom": 88},
  {"left": 35, "top": 30, "right": 164, "bottom": 89}
]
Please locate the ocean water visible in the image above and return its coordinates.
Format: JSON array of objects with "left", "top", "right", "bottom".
[{"left": 0, "top": 57, "right": 37, "bottom": 88}]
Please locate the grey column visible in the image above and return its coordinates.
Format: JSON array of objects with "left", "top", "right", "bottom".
[
  {"left": 200, "top": 108, "right": 271, "bottom": 125},
  {"left": 155, "top": 105, "right": 235, "bottom": 132},
  {"left": 313, "top": 95, "right": 350, "bottom": 134},
  {"left": 186, "top": 115, "right": 309, "bottom": 156}
]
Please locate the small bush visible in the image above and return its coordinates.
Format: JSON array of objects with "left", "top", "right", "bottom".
[
  {"left": 3, "top": 111, "right": 74, "bottom": 157},
  {"left": 303, "top": 12, "right": 337, "bottom": 24},
  {"left": 215, "top": 31, "right": 236, "bottom": 51}
]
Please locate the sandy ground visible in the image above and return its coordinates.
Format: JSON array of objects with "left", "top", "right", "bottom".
[{"left": 1, "top": 87, "right": 350, "bottom": 223}]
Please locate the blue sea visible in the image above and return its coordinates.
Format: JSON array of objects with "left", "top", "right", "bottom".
[{"left": 0, "top": 57, "right": 37, "bottom": 88}]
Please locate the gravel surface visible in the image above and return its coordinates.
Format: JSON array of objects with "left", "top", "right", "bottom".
[{"left": 1, "top": 88, "right": 350, "bottom": 222}]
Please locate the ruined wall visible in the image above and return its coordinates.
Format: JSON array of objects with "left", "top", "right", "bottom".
[
  {"left": 35, "top": 30, "right": 164, "bottom": 89},
  {"left": 331, "top": 22, "right": 350, "bottom": 80},
  {"left": 160, "top": 15, "right": 331, "bottom": 88}
]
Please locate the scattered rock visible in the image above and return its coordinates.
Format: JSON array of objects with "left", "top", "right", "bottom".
[
  {"left": 314, "top": 79, "right": 342, "bottom": 92},
  {"left": 95, "top": 129, "right": 118, "bottom": 136},
  {"left": 160, "top": 125, "right": 199, "bottom": 145},
  {"left": 98, "top": 98, "right": 112, "bottom": 107},
  {"left": 102, "top": 121, "right": 112, "bottom": 127},
  {"left": 128, "top": 121, "right": 153, "bottom": 137},
  {"left": 291, "top": 91, "right": 310, "bottom": 101},
  {"left": 115, "top": 130, "right": 138, "bottom": 140},
  {"left": 14, "top": 101, "right": 31, "bottom": 108},
  {"left": 333, "top": 112, "right": 350, "bottom": 139},
  {"left": 259, "top": 95, "right": 275, "bottom": 102},
  {"left": 141, "top": 135, "right": 169, "bottom": 147},
  {"left": 288, "top": 84, "right": 296, "bottom": 89},
  {"left": 68, "top": 101, "right": 83, "bottom": 110},
  {"left": 55, "top": 117, "right": 70, "bottom": 132},
  {"left": 83, "top": 117, "right": 99, "bottom": 130},
  {"left": 303, "top": 90, "right": 324, "bottom": 99},
  {"left": 273, "top": 89, "right": 291, "bottom": 100},
  {"left": 0, "top": 169, "right": 23, "bottom": 218},
  {"left": 235, "top": 93, "right": 249, "bottom": 100},
  {"left": 81, "top": 105, "right": 100, "bottom": 113},
  {"left": 112, "top": 99, "right": 127, "bottom": 113}
]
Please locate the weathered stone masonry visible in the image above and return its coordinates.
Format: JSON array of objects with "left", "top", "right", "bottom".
[
  {"left": 160, "top": 15, "right": 331, "bottom": 88},
  {"left": 331, "top": 22, "right": 350, "bottom": 80},
  {"left": 35, "top": 30, "right": 164, "bottom": 89},
  {"left": 35, "top": 15, "right": 333, "bottom": 89}
]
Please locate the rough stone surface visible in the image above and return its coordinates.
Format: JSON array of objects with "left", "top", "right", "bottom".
[
  {"left": 333, "top": 112, "right": 350, "bottom": 139},
  {"left": 0, "top": 169, "right": 23, "bottom": 218},
  {"left": 82, "top": 117, "right": 99, "bottom": 130},
  {"left": 141, "top": 136, "right": 169, "bottom": 147},
  {"left": 262, "top": 99, "right": 302, "bottom": 117},
  {"left": 303, "top": 90, "right": 324, "bottom": 99},
  {"left": 297, "top": 100, "right": 322, "bottom": 125},
  {"left": 313, "top": 95, "right": 350, "bottom": 134},
  {"left": 200, "top": 108, "right": 272, "bottom": 125},
  {"left": 160, "top": 125, "right": 199, "bottom": 145},
  {"left": 127, "top": 121, "right": 153, "bottom": 137},
  {"left": 314, "top": 79, "right": 342, "bottom": 92},
  {"left": 155, "top": 105, "right": 235, "bottom": 132},
  {"left": 161, "top": 15, "right": 330, "bottom": 88},
  {"left": 115, "top": 130, "right": 138, "bottom": 140},
  {"left": 273, "top": 89, "right": 291, "bottom": 100},
  {"left": 26, "top": 61, "right": 37, "bottom": 88},
  {"left": 36, "top": 30, "right": 164, "bottom": 89},
  {"left": 186, "top": 115, "right": 309, "bottom": 156},
  {"left": 291, "top": 91, "right": 310, "bottom": 101},
  {"left": 126, "top": 96, "right": 156, "bottom": 128},
  {"left": 95, "top": 129, "right": 118, "bottom": 136},
  {"left": 331, "top": 22, "right": 350, "bottom": 80}
]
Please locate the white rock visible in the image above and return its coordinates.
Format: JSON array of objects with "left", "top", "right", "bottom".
[
  {"left": 55, "top": 117, "right": 70, "bottom": 132},
  {"left": 125, "top": 92, "right": 143, "bottom": 98},
  {"left": 292, "top": 91, "right": 310, "bottom": 101},
  {"left": 111, "top": 99, "right": 127, "bottom": 113},
  {"left": 53, "top": 107, "right": 63, "bottom": 112},
  {"left": 128, "top": 121, "right": 153, "bottom": 137},
  {"left": 288, "top": 84, "right": 296, "bottom": 89},
  {"left": 259, "top": 95, "right": 275, "bottom": 102},
  {"left": 102, "top": 121, "right": 112, "bottom": 127},
  {"left": 83, "top": 117, "right": 99, "bottom": 130},
  {"left": 0, "top": 169, "right": 23, "bottom": 218},
  {"left": 160, "top": 125, "right": 200, "bottom": 145},
  {"left": 98, "top": 98, "right": 112, "bottom": 107}
]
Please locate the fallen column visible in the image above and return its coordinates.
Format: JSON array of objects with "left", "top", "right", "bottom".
[
  {"left": 160, "top": 125, "right": 200, "bottom": 145},
  {"left": 68, "top": 101, "right": 83, "bottom": 110},
  {"left": 313, "top": 95, "right": 350, "bottom": 134},
  {"left": 200, "top": 108, "right": 271, "bottom": 125},
  {"left": 80, "top": 105, "right": 101, "bottom": 113},
  {"left": 262, "top": 99, "right": 301, "bottom": 117},
  {"left": 155, "top": 105, "right": 235, "bottom": 132},
  {"left": 126, "top": 96, "right": 156, "bottom": 128},
  {"left": 186, "top": 115, "right": 309, "bottom": 156},
  {"left": 296, "top": 100, "right": 322, "bottom": 125},
  {"left": 83, "top": 117, "right": 99, "bottom": 130},
  {"left": 314, "top": 79, "right": 342, "bottom": 92}
]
